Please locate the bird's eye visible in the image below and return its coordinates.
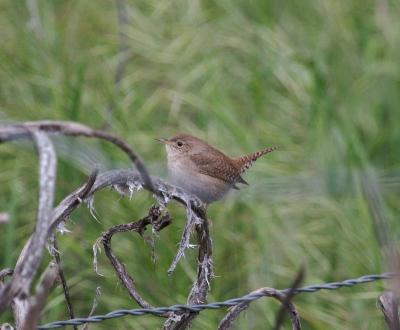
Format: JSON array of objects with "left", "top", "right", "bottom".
[{"left": 176, "top": 141, "right": 183, "bottom": 147}]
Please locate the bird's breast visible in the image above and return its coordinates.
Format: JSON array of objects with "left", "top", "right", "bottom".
[{"left": 167, "top": 156, "right": 232, "bottom": 204}]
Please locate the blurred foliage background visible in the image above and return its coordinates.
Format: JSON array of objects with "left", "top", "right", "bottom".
[{"left": 1, "top": 0, "right": 400, "bottom": 329}]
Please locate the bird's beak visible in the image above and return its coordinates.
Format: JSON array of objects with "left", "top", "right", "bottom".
[{"left": 155, "top": 137, "right": 168, "bottom": 143}]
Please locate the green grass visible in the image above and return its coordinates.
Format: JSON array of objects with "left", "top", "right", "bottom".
[{"left": 1, "top": 0, "right": 400, "bottom": 329}]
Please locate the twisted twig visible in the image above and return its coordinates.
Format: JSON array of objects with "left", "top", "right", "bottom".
[
  {"left": 51, "top": 237, "right": 77, "bottom": 330},
  {"left": 97, "top": 206, "right": 172, "bottom": 312}
]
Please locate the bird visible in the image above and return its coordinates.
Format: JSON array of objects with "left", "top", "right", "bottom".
[{"left": 157, "top": 134, "right": 278, "bottom": 204}]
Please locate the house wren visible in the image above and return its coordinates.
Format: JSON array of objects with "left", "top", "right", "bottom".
[{"left": 158, "top": 134, "right": 277, "bottom": 204}]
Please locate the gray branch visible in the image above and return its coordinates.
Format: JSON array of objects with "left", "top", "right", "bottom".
[
  {"left": 218, "top": 287, "right": 301, "bottom": 330},
  {"left": 0, "top": 170, "right": 98, "bottom": 313},
  {"left": 99, "top": 205, "right": 172, "bottom": 312},
  {"left": 378, "top": 292, "right": 400, "bottom": 330},
  {"left": 163, "top": 206, "right": 212, "bottom": 330},
  {"left": 51, "top": 236, "right": 77, "bottom": 330},
  {"left": 273, "top": 266, "right": 304, "bottom": 330},
  {"left": 89, "top": 169, "right": 209, "bottom": 275},
  {"left": 4, "top": 131, "right": 57, "bottom": 315},
  {"left": 14, "top": 262, "right": 59, "bottom": 330},
  {"left": 0, "top": 121, "right": 153, "bottom": 192}
]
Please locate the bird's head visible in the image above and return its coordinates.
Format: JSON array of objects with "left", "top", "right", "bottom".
[{"left": 157, "top": 134, "right": 207, "bottom": 157}]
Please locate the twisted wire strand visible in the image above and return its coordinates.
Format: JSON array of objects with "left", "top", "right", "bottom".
[{"left": 37, "top": 272, "right": 396, "bottom": 329}]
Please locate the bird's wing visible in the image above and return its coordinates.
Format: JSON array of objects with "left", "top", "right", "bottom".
[{"left": 190, "top": 152, "right": 241, "bottom": 184}]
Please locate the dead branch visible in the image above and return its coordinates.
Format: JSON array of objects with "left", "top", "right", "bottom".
[
  {"left": 218, "top": 287, "right": 301, "bottom": 330},
  {"left": 163, "top": 206, "right": 212, "bottom": 330},
  {"left": 51, "top": 236, "right": 77, "bottom": 330},
  {"left": 89, "top": 169, "right": 207, "bottom": 275},
  {"left": 89, "top": 169, "right": 204, "bottom": 209},
  {"left": 0, "top": 166, "right": 205, "bottom": 313},
  {"left": 273, "top": 266, "right": 304, "bottom": 330},
  {"left": 0, "top": 131, "right": 57, "bottom": 314},
  {"left": 0, "top": 169, "right": 98, "bottom": 313},
  {"left": 14, "top": 262, "right": 59, "bottom": 330},
  {"left": 0, "top": 121, "right": 153, "bottom": 192},
  {"left": 98, "top": 205, "right": 172, "bottom": 311},
  {"left": 217, "top": 267, "right": 304, "bottom": 330},
  {"left": 168, "top": 204, "right": 202, "bottom": 275},
  {"left": 378, "top": 292, "right": 400, "bottom": 330},
  {"left": 378, "top": 251, "right": 400, "bottom": 330}
]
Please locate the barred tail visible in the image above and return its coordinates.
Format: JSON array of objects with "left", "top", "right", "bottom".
[{"left": 234, "top": 146, "right": 278, "bottom": 174}]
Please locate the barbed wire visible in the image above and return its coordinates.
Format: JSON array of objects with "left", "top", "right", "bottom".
[{"left": 37, "top": 271, "right": 397, "bottom": 329}]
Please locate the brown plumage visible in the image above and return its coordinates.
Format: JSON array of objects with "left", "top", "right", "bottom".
[
  {"left": 158, "top": 134, "right": 278, "bottom": 204},
  {"left": 233, "top": 146, "right": 279, "bottom": 175}
]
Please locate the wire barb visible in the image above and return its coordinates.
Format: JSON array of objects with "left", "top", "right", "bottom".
[{"left": 37, "top": 271, "right": 398, "bottom": 329}]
